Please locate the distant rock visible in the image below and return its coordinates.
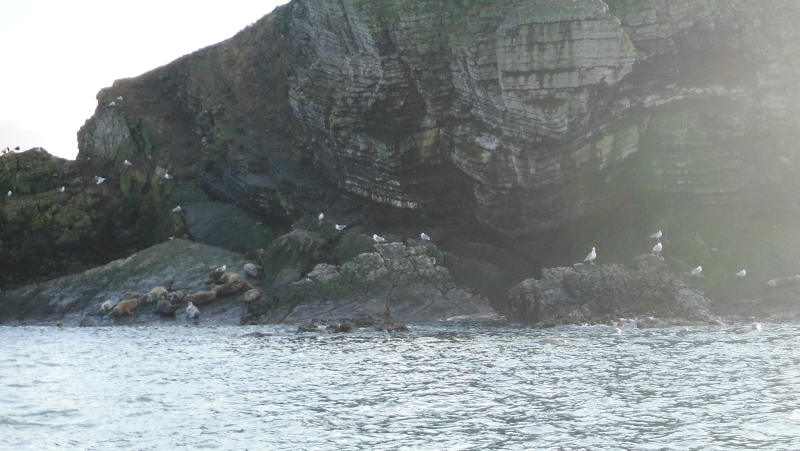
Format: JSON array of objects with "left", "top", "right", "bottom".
[{"left": 507, "top": 254, "right": 718, "bottom": 328}]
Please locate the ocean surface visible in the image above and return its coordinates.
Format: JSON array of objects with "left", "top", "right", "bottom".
[{"left": 2, "top": 323, "right": 800, "bottom": 450}]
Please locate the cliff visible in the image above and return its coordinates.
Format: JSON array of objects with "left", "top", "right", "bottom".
[{"left": 4, "top": 0, "right": 800, "bottom": 322}]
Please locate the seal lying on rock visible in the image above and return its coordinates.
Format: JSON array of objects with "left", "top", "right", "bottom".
[
  {"left": 244, "top": 249, "right": 265, "bottom": 261},
  {"left": 119, "top": 292, "right": 140, "bottom": 302},
  {"left": 111, "top": 298, "right": 139, "bottom": 316},
  {"left": 100, "top": 300, "right": 117, "bottom": 314},
  {"left": 168, "top": 290, "right": 186, "bottom": 303},
  {"left": 243, "top": 263, "right": 264, "bottom": 279},
  {"left": 141, "top": 286, "right": 168, "bottom": 303},
  {"left": 186, "top": 302, "right": 200, "bottom": 319},
  {"left": 767, "top": 275, "right": 800, "bottom": 289},
  {"left": 204, "top": 269, "right": 225, "bottom": 285},
  {"left": 185, "top": 290, "right": 216, "bottom": 306},
  {"left": 212, "top": 273, "right": 254, "bottom": 297},
  {"left": 156, "top": 297, "right": 180, "bottom": 316},
  {"left": 243, "top": 288, "right": 262, "bottom": 303}
]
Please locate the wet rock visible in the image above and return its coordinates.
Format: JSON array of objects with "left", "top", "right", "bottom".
[
  {"left": 508, "top": 254, "right": 717, "bottom": 328},
  {"left": 253, "top": 242, "right": 497, "bottom": 324}
]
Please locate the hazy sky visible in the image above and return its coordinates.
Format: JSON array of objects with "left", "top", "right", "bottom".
[{"left": 0, "top": 0, "right": 289, "bottom": 159}]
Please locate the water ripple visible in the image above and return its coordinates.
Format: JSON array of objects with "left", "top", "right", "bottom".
[{"left": 2, "top": 324, "right": 800, "bottom": 449}]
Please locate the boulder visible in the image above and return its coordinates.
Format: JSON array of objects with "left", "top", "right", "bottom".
[{"left": 507, "top": 254, "right": 717, "bottom": 327}]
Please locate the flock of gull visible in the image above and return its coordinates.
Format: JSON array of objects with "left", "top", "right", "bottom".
[
  {"left": 317, "top": 212, "right": 431, "bottom": 243},
  {"left": 583, "top": 230, "right": 746, "bottom": 279}
]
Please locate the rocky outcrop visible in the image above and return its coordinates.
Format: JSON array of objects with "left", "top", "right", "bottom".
[
  {"left": 63, "top": 0, "right": 800, "bottom": 308},
  {"left": 507, "top": 254, "right": 717, "bottom": 327},
  {"left": 0, "top": 238, "right": 500, "bottom": 326},
  {"left": 248, "top": 242, "right": 500, "bottom": 324}
]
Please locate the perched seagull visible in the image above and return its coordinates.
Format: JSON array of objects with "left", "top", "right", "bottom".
[
  {"left": 169, "top": 236, "right": 175, "bottom": 240},
  {"left": 13, "top": 146, "right": 19, "bottom": 151},
  {"left": 613, "top": 327, "right": 623, "bottom": 334},
  {"left": 108, "top": 101, "right": 116, "bottom": 107},
  {"left": 420, "top": 232, "right": 431, "bottom": 241},
  {"left": 752, "top": 322, "right": 762, "bottom": 331},
  {"left": 736, "top": 269, "right": 747, "bottom": 278},
  {"left": 651, "top": 230, "right": 662, "bottom": 239},
  {"left": 6, "top": 191, "right": 10, "bottom": 197},
  {"left": 58, "top": 186, "right": 65, "bottom": 193},
  {"left": 216, "top": 264, "right": 227, "bottom": 272},
  {"left": 373, "top": 234, "right": 386, "bottom": 243},
  {"left": 692, "top": 266, "right": 703, "bottom": 276},
  {"left": 318, "top": 212, "right": 324, "bottom": 221},
  {"left": 172, "top": 206, "right": 182, "bottom": 213},
  {"left": 116, "top": 96, "right": 123, "bottom": 100},
  {"left": 335, "top": 224, "right": 346, "bottom": 231},
  {"left": 124, "top": 160, "right": 132, "bottom": 166},
  {"left": 164, "top": 173, "right": 173, "bottom": 180},
  {"left": 652, "top": 242, "right": 663, "bottom": 254},
  {"left": 584, "top": 247, "right": 596, "bottom": 265},
  {"left": 94, "top": 176, "right": 106, "bottom": 185}
]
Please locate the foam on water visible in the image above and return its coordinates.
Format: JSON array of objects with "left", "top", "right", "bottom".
[{"left": 1, "top": 323, "right": 800, "bottom": 449}]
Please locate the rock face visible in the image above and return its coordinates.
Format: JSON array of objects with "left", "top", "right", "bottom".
[
  {"left": 507, "top": 254, "right": 716, "bottom": 327},
  {"left": 249, "top": 242, "right": 499, "bottom": 324},
  {"left": 0, "top": 238, "right": 499, "bottom": 326},
  {"left": 6, "top": 0, "right": 800, "bottom": 320}
]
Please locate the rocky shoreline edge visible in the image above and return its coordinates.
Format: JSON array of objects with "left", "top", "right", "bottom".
[{"left": 2, "top": 235, "right": 793, "bottom": 330}]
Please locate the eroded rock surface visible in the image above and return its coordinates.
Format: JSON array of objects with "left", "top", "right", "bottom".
[
  {"left": 249, "top": 242, "right": 500, "bottom": 324},
  {"left": 507, "top": 254, "right": 717, "bottom": 327}
]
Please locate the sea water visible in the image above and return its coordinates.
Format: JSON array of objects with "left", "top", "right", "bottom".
[{"left": 2, "top": 323, "right": 800, "bottom": 450}]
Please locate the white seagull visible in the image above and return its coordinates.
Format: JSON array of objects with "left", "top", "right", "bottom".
[
  {"left": 613, "top": 327, "right": 623, "bottom": 334},
  {"left": 373, "top": 234, "right": 386, "bottom": 243},
  {"left": 6, "top": 190, "right": 10, "bottom": 197},
  {"left": 58, "top": 186, "right": 65, "bottom": 193},
  {"left": 124, "top": 160, "right": 132, "bottom": 166},
  {"left": 584, "top": 247, "right": 596, "bottom": 264},
  {"left": 318, "top": 212, "right": 324, "bottom": 221},
  {"left": 736, "top": 269, "right": 747, "bottom": 278},
  {"left": 94, "top": 176, "right": 106, "bottom": 185},
  {"left": 692, "top": 266, "right": 703, "bottom": 276},
  {"left": 108, "top": 101, "right": 116, "bottom": 107},
  {"left": 172, "top": 206, "right": 182, "bottom": 213},
  {"left": 164, "top": 173, "right": 173, "bottom": 180},
  {"left": 116, "top": 96, "right": 123, "bottom": 100},
  {"left": 216, "top": 264, "right": 227, "bottom": 272},
  {"left": 335, "top": 224, "right": 346, "bottom": 231},
  {"left": 652, "top": 242, "right": 663, "bottom": 253},
  {"left": 751, "top": 322, "right": 762, "bottom": 331},
  {"left": 420, "top": 232, "right": 431, "bottom": 241},
  {"left": 651, "top": 230, "right": 662, "bottom": 239}
]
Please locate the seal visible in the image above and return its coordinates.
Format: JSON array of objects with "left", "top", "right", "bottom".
[
  {"left": 141, "top": 287, "right": 168, "bottom": 303},
  {"left": 243, "top": 263, "right": 264, "bottom": 279},
  {"left": 204, "top": 269, "right": 225, "bottom": 285},
  {"left": 111, "top": 298, "right": 139, "bottom": 316},
  {"left": 185, "top": 290, "right": 216, "bottom": 306},
  {"left": 243, "top": 288, "right": 263, "bottom": 303},
  {"left": 168, "top": 290, "right": 186, "bottom": 303},
  {"left": 244, "top": 249, "right": 266, "bottom": 261},
  {"left": 213, "top": 272, "right": 254, "bottom": 297},
  {"left": 186, "top": 302, "right": 200, "bottom": 319},
  {"left": 156, "top": 297, "right": 180, "bottom": 316},
  {"left": 767, "top": 275, "right": 800, "bottom": 289},
  {"left": 100, "top": 300, "right": 117, "bottom": 314}
]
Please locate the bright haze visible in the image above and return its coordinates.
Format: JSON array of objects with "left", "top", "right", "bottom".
[{"left": 0, "top": 0, "right": 289, "bottom": 160}]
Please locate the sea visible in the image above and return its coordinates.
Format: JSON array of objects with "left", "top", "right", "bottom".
[{"left": 2, "top": 322, "right": 799, "bottom": 450}]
